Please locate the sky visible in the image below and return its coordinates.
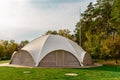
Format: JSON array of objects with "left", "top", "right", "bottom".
[{"left": 0, "top": 0, "right": 96, "bottom": 42}]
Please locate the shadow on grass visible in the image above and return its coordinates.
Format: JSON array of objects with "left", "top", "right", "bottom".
[{"left": 74, "top": 65, "right": 120, "bottom": 72}]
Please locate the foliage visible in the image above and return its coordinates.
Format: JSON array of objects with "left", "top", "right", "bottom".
[
  {"left": 45, "top": 30, "right": 57, "bottom": 35},
  {"left": 0, "top": 40, "right": 29, "bottom": 60},
  {"left": 45, "top": 29, "right": 76, "bottom": 41},
  {"left": 0, "top": 40, "right": 18, "bottom": 60},
  {"left": 111, "top": 0, "right": 120, "bottom": 34},
  {"left": 101, "top": 36, "right": 120, "bottom": 63},
  {"left": 19, "top": 40, "right": 29, "bottom": 50},
  {"left": 0, "top": 66, "right": 120, "bottom": 80}
]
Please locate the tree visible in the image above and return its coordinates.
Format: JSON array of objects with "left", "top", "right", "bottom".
[
  {"left": 0, "top": 40, "right": 18, "bottom": 60},
  {"left": 101, "top": 35, "right": 120, "bottom": 63},
  {"left": 19, "top": 40, "right": 29, "bottom": 49},
  {"left": 110, "top": 0, "right": 120, "bottom": 63},
  {"left": 75, "top": 2, "right": 94, "bottom": 45},
  {"left": 45, "top": 30, "right": 57, "bottom": 35},
  {"left": 0, "top": 45, "right": 4, "bottom": 60},
  {"left": 74, "top": 0, "right": 114, "bottom": 59},
  {"left": 44, "top": 29, "right": 76, "bottom": 41},
  {"left": 7, "top": 40, "right": 18, "bottom": 59},
  {"left": 111, "top": 0, "right": 120, "bottom": 34},
  {"left": 0, "top": 40, "right": 8, "bottom": 59}
]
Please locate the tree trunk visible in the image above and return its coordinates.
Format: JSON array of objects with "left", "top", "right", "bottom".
[{"left": 115, "top": 58, "right": 118, "bottom": 64}]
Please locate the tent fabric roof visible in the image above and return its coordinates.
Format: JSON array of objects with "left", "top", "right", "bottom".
[{"left": 22, "top": 35, "right": 86, "bottom": 66}]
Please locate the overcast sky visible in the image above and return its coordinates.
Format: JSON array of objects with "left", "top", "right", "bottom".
[{"left": 0, "top": 0, "right": 96, "bottom": 42}]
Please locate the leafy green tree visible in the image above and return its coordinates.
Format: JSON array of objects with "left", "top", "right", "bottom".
[
  {"left": 0, "top": 40, "right": 18, "bottom": 60},
  {"left": 75, "top": 2, "right": 94, "bottom": 45},
  {"left": 58, "top": 29, "right": 75, "bottom": 41},
  {"left": 45, "top": 29, "right": 76, "bottom": 41},
  {"left": 111, "top": 0, "right": 120, "bottom": 34},
  {"left": 0, "top": 40, "right": 8, "bottom": 59},
  {"left": 75, "top": 0, "right": 114, "bottom": 60},
  {"left": 0, "top": 45, "right": 4, "bottom": 60},
  {"left": 19, "top": 40, "right": 29, "bottom": 49},
  {"left": 7, "top": 40, "right": 18, "bottom": 59},
  {"left": 101, "top": 35, "right": 120, "bottom": 63},
  {"left": 45, "top": 30, "right": 57, "bottom": 35}
]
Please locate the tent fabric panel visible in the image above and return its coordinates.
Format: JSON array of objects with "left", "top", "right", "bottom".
[
  {"left": 64, "top": 51, "right": 80, "bottom": 66},
  {"left": 39, "top": 51, "right": 56, "bottom": 66},
  {"left": 10, "top": 51, "right": 20, "bottom": 65},
  {"left": 38, "top": 50, "right": 80, "bottom": 67},
  {"left": 68, "top": 40, "right": 86, "bottom": 63},
  {"left": 22, "top": 35, "right": 49, "bottom": 64},
  {"left": 10, "top": 50, "right": 35, "bottom": 67},
  {"left": 37, "top": 35, "right": 81, "bottom": 66},
  {"left": 83, "top": 53, "right": 93, "bottom": 66}
]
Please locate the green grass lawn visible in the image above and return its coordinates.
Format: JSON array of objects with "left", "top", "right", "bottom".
[
  {"left": 0, "top": 65, "right": 120, "bottom": 80},
  {"left": 0, "top": 60, "right": 10, "bottom": 64}
]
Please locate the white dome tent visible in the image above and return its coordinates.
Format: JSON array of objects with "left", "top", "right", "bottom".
[{"left": 10, "top": 35, "right": 93, "bottom": 67}]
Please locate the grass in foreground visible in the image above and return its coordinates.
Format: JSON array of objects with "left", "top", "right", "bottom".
[{"left": 0, "top": 65, "right": 120, "bottom": 80}]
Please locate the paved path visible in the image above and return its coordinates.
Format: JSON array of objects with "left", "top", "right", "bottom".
[
  {"left": 0, "top": 63, "right": 102, "bottom": 68},
  {"left": 0, "top": 63, "right": 9, "bottom": 66},
  {"left": 0, "top": 63, "right": 33, "bottom": 68}
]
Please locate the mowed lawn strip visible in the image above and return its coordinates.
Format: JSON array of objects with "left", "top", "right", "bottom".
[
  {"left": 0, "top": 65, "right": 120, "bottom": 80},
  {"left": 0, "top": 60, "right": 10, "bottom": 64}
]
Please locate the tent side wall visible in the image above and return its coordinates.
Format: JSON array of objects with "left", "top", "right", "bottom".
[
  {"left": 83, "top": 53, "right": 93, "bottom": 66},
  {"left": 10, "top": 50, "right": 35, "bottom": 67},
  {"left": 39, "top": 50, "right": 80, "bottom": 67}
]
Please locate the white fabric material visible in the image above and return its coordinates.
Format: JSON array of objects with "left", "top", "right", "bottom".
[
  {"left": 22, "top": 35, "right": 49, "bottom": 64},
  {"left": 22, "top": 35, "right": 86, "bottom": 66}
]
